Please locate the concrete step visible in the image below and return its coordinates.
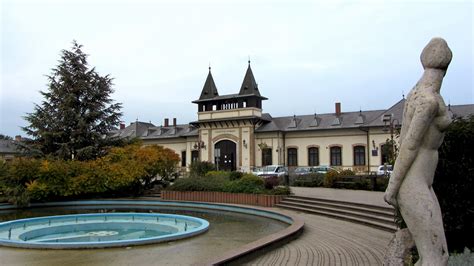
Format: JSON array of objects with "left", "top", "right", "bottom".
[
  {"left": 288, "top": 195, "right": 393, "bottom": 212},
  {"left": 278, "top": 200, "right": 395, "bottom": 226},
  {"left": 282, "top": 197, "right": 394, "bottom": 218},
  {"left": 276, "top": 203, "right": 397, "bottom": 233}
]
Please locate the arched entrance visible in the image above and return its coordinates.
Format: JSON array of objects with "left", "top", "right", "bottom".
[{"left": 214, "top": 140, "right": 236, "bottom": 171}]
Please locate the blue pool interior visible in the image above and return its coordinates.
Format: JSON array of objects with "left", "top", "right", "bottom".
[{"left": 0, "top": 213, "right": 209, "bottom": 248}]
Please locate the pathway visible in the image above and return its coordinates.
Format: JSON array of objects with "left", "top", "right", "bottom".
[{"left": 247, "top": 187, "right": 393, "bottom": 265}]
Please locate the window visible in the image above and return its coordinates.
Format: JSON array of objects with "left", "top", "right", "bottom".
[
  {"left": 262, "top": 148, "right": 272, "bottom": 166},
  {"left": 330, "top": 146, "right": 342, "bottom": 166},
  {"left": 287, "top": 148, "right": 298, "bottom": 167},
  {"left": 191, "top": 150, "right": 199, "bottom": 163},
  {"left": 353, "top": 146, "right": 365, "bottom": 166},
  {"left": 308, "top": 147, "right": 319, "bottom": 166},
  {"left": 181, "top": 151, "right": 186, "bottom": 167}
]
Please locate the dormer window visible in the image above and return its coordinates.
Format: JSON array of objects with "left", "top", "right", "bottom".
[
  {"left": 309, "top": 114, "right": 320, "bottom": 127},
  {"left": 355, "top": 113, "right": 365, "bottom": 124},
  {"left": 332, "top": 117, "right": 341, "bottom": 126},
  {"left": 288, "top": 115, "right": 298, "bottom": 128}
]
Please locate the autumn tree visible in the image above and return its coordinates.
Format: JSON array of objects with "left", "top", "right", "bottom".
[{"left": 23, "top": 41, "right": 122, "bottom": 160}]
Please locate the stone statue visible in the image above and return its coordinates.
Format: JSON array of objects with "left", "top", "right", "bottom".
[{"left": 384, "top": 38, "right": 452, "bottom": 266}]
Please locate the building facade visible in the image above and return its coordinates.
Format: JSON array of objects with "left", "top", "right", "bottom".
[{"left": 112, "top": 63, "right": 474, "bottom": 174}]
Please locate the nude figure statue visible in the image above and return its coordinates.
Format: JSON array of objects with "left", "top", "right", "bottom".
[{"left": 384, "top": 38, "right": 452, "bottom": 266}]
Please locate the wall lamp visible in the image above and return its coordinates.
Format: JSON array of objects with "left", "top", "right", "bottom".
[
  {"left": 194, "top": 141, "right": 206, "bottom": 150},
  {"left": 243, "top": 140, "right": 248, "bottom": 149}
]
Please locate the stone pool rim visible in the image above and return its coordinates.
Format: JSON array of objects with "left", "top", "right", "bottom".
[
  {"left": 0, "top": 212, "right": 209, "bottom": 249},
  {"left": 0, "top": 199, "right": 304, "bottom": 264}
]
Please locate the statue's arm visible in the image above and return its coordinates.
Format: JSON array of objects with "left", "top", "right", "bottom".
[{"left": 384, "top": 100, "right": 437, "bottom": 206}]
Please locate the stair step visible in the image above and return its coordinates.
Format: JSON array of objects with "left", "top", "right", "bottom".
[
  {"left": 282, "top": 197, "right": 394, "bottom": 218},
  {"left": 278, "top": 201, "right": 395, "bottom": 226},
  {"left": 287, "top": 195, "right": 393, "bottom": 212},
  {"left": 276, "top": 203, "right": 397, "bottom": 233}
]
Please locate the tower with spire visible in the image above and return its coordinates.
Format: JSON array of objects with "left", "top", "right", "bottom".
[
  {"left": 192, "top": 61, "right": 267, "bottom": 114},
  {"left": 191, "top": 61, "right": 269, "bottom": 172}
]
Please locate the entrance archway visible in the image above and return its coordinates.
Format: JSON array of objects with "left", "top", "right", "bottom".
[{"left": 214, "top": 140, "right": 237, "bottom": 171}]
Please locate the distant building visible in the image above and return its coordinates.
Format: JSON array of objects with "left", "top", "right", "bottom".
[
  {"left": 112, "top": 63, "right": 474, "bottom": 173},
  {"left": 0, "top": 136, "right": 25, "bottom": 161}
]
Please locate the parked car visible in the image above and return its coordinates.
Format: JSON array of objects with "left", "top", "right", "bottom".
[
  {"left": 253, "top": 165, "right": 288, "bottom": 178},
  {"left": 294, "top": 167, "right": 312, "bottom": 176},
  {"left": 251, "top": 167, "right": 262, "bottom": 176},
  {"left": 377, "top": 165, "right": 393, "bottom": 177},
  {"left": 312, "top": 165, "right": 339, "bottom": 174}
]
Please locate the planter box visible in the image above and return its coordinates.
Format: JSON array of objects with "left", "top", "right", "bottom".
[{"left": 161, "top": 191, "right": 286, "bottom": 207}]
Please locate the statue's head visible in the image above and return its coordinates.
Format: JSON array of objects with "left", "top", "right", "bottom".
[{"left": 420, "top": 38, "right": 452, "bottom": 70}]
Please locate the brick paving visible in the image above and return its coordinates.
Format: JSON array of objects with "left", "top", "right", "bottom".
[{"left": 246, "top": 187, "right": 393, "bottom": 265}]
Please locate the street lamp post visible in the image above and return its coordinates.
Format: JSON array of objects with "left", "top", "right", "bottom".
[{"left": 382, "top": 114, "right": 400, "bottom": 165}]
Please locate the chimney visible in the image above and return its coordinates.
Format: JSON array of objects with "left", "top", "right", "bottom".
[
  {"left": 335, "top": 102, "right": 341, "bottom": 116},
  {"left": 15, "top": 135, "right": 22, "bottom": 142},
  {"left": 173, "top": 118, "right": 177, "bottom": 127},
  {"left": 164, "top": 118, "right": 169, "bottom": 127},
  {"left": 120, "top": 123, "right": 125, "bottom": 130}
]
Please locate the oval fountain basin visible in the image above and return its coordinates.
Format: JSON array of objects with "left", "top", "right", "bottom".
[{"left": 0, "top": 213, "right": 209, "bottom": 249}]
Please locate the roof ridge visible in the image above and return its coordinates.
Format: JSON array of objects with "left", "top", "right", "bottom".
[
  {"left": 366, "top": 98, "right": 406, "bottom": 125},
  {"left": 271, "top": 109, "right": 385, "bottom": 120}
]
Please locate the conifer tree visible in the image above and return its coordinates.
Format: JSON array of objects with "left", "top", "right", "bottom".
[{"left": 23, "top": 41, "right": 122, "bottom": 160}]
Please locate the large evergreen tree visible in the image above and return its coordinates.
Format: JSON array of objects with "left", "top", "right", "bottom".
[{"left": 23, "top": 41, "right": 122, "bottom": 160}]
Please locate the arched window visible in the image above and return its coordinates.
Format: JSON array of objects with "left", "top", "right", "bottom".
[
  {"left": 308, "top": 147, "right": 319, "bottom": 166},
  {"left": 330, "top": 146, "right": 342, "bottom": 166},
  {"left": 287, "top": 148, "right": 298, "bottom": 167},
  {"left": 353, "top": 146, "right": 365, "bottom": 166}
]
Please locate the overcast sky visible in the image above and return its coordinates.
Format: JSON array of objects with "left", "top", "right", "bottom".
[{"left": 1, "top": 0, "right": 473, "bottom": 137}]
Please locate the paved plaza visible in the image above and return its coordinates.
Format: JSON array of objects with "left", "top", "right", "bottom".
[
  {"left": 0, "top": 188, "right": 393, "bottom": 265},
  {"left": 246, "top": 187, "right": 392, "bottom": 265}
]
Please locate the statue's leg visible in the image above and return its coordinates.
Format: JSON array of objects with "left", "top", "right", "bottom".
[
  {"left": 428, "top": 187, "right": 449, "bottom": 262},
  {"left": 398, "top": 181, "right": 449, "bottom": 266}
]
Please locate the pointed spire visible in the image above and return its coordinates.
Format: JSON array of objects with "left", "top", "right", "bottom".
[
  {"left": 199, "top": 66, "right": 219, "bottom": 100},
  {"left": 239, "top": 61, "right": 260, "bottom": 96}
]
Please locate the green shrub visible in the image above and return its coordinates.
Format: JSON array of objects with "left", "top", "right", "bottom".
[
  {"left": 225, "top": 174, "right": 265, "bottom": 194},
  {"left": 433, "top": 115, "right": 474, "bottom": 252},
  {"left": 169, "top": 175, "right": 228, "bottom": 192},
  {"left": 448, "top": 248, "right": 473, "bottom": 266},
  {"left": 292, "top": 173, "right": 324, "bottom": 187},
  {"left": 189, "top": 161, "right": 215, "bottom": 177},
  {"left": 324, "top": 170, "right": 338, "bottom": 188},
  {"left": 339, "top": 169, "right": 355, "bottom": 176},
  {"left": 375, "top": 176, "right": 389, "bottom": 191},
  {"left": 268, "top": 186, "right": 292, "bottom": 195},
  {"left": 229, "top": 171, "right": 243, "bottom": 181},
  {"left": 205, "top": 171, "right": 230, "bottom": 180},
  {"left": 352, "top": 178, "right": 371, "bottom": 190},
  {"left": 0, "top": 144, "right": 180, "bottom": 206},
  {"left": 167, "top": 172, "right": 290, "bottom": 195},
  {"left": 263, "top": 176, "right": 279, "bottom": 189},
  {"left": 0, "top": 158, "right": 42, "bottom": 205}
]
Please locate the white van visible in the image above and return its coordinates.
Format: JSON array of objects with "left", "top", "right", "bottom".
[{"left": 377, "top": 165, "right": 393, "bottom": 177}]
